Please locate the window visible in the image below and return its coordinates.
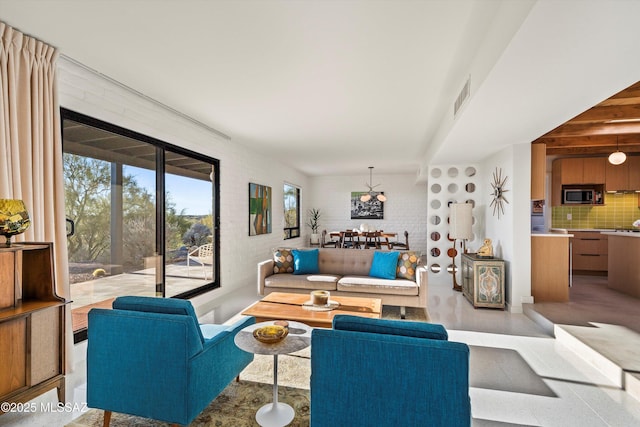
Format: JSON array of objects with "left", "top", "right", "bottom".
[
  {"left": 62, "top": 108, "right": 220, "bottom": 342},
  {"left": 283, "top": 183, "right": 300, "bottom": 239}
]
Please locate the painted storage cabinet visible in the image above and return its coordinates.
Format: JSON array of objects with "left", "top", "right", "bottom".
[{"left": 461, "top": 253, "right": 505, "bottom": 309}]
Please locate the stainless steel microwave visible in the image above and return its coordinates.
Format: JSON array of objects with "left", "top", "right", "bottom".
[{"left": 563, "top": 188, "right": 595, "bottom": 204}]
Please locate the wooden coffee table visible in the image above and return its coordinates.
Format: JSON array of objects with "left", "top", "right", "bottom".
[{"left": 241, "top": 292, "right": 382, "bottom": 328}]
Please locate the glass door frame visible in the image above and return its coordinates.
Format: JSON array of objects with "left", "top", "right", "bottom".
[{"left": 61, "top": 107, "right": 221, "bottom": 300}]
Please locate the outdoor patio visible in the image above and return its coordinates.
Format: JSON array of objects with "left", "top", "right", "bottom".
[{"left": 70, "top": 263, "right": 212, "bottom": 334}]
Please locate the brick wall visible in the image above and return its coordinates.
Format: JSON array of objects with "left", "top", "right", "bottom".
[{"left": 307, "top": 174, "right": 428, "bottom": 256}]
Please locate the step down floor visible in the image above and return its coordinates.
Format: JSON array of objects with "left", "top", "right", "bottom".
[{"left": 554, "top": 322, "right": 640, "bottom": 402}]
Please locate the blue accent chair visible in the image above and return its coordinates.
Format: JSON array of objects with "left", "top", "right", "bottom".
[
  {"left": 311, "top": 315, "right": 471, "bottom": 427},
  {"left": 87, "top": 296, "right": 255, "bottom": 426}
]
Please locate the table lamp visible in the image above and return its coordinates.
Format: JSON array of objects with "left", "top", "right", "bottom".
[
  {"left": 0, "top": 199, "right": 31, "bottom": 247},
  {"left": 449, "top": 203, "right": 473, "bottom": 291}
]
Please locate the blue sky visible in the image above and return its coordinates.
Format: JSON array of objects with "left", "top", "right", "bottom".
[{"left": 127, "top": 166, "right": 212, "bottom": 216}]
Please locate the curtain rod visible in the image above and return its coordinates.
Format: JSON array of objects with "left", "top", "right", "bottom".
[{"left": 60, "top": 54, "right": 231, "bottom": 141}]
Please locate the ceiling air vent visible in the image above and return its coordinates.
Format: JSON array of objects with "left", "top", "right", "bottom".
[{"left": 454, "top": 77, "right": 470, "bottom": 117}]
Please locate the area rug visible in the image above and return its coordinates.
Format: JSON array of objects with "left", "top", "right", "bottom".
[
  {"left": 67, "top": 305, "right": 427, "bottom": 426},
  {"left": 66, "top": 380, "right": 309, "bottom": 427}
]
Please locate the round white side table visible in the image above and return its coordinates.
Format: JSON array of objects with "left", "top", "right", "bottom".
[{"left": 234, "top": 320, "right": 311, "bottom": 427}]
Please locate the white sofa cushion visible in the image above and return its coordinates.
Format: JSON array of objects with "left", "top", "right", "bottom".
[{"left": 337, "top": 275, "right": 419, "bottom": 296}]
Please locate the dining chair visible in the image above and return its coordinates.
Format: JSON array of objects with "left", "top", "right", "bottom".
[
  {"left": 321, "top": 230, "right": 340, "bottom": 248},
  {"left": 362, "top": 231, "right": 382, "bottom": 249},
  {"left": 378, "top": 230, "right": 393, "bottom": 250},
  {"left": 390, "top": 231, "right": 410, "bottom": 250},
  {"left": 340, "top": 230, "right": 358, "bottom": 249}
]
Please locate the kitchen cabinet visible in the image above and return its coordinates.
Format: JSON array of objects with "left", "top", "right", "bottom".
[
  {"left": 531, "top": 143, "right": 546, "bottom": 200},
  {"left": 583, "top": 158, "right": 606, "bottom": 183},
  {"left": 571, "top": 231, "right": 608, "bottom": 272},
  {"left": 0, "top": 243, "right": 66, "bottom": 409},
  {"left": 531, "top": 235, "right": 570, "bottom": 302},
  {"left": 606, "top": 233, "right": 640, "bottom": 298},
  {"left": 461, "top": 253, "right": 505, "bottom": 309},
  {"left": 554, "top": 157, "right": 605, "bottom": 185},
  {"left": 605, "top": 156, "right": 640, "bottom": 192},
  {"left": 560, "top": 158, "right": 584, "bottom": 184},
  {"left": 605, "top": 161, "right": 628, "bottom": 192},
  {"left": 628, "top": 156, "right": 640, "bottom": 189}
]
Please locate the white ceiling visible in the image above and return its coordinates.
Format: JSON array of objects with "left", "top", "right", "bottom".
[{"left": 2, "top": 1, "right": 640, "bottom": 177}]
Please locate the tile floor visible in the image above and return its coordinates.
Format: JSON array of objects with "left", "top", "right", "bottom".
[{"left": 3, "top": 278, "right": 640, "bottom": 426}]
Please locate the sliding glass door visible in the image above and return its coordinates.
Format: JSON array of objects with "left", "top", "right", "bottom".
[
  {"left": 164, "top": 151, "right": 217, "bottom": 297},
  {"left": 62, "top": 109, "right": 219, "bottom": 341}
]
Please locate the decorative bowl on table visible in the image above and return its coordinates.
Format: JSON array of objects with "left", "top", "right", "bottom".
[{"left": 253, "top": 325, "right": 289, "bottom": 343}]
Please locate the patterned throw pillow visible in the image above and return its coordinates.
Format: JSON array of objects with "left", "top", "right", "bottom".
[
  {"left": 273, "top": 248, "right": 294, "bottom": 274},
  {"left": 396, "top": 251, "right": 420, "bottom": 281}
]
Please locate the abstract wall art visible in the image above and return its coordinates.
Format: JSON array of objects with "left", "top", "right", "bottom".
[{"left": 249, "top": 183, "right": 272, "bottom": 236}]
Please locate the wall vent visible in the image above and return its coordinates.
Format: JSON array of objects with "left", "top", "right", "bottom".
[{"left": 454, "top": 77, "right": 470, "bottom": 117}]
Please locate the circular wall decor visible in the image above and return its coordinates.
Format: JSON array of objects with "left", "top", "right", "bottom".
[{"left": 490, "top": 167, "right": 509, "bottom": 218}]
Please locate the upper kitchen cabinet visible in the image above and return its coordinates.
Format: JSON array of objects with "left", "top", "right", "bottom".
[
  {"left": 605, "top": 161, "right": 628, "bottom": 192},
  {"left": 559, "top": 158, "right": 584, "bottom": 183},
  {"left": 605, "top": 156, "right": 640, "bottom": 192},
  {"left": 555, "top": 157, "right": 606, "bottom": 184},
  {"left": 582, "top": 158, "right": 606, "bottom": 183},
  {"left": 531, "top": 143, "right": 546, "bottom": 200},
  {"left": 628, "top": 156, "right": 640, "bottom": 189}
]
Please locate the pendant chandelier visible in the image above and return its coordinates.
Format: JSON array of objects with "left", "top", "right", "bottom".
[
  {"left": 608, "top": 135, "right": 627, "bottom": 165},
  {"left": 360, "top": 167, "right": 387, "bottom": 202}
]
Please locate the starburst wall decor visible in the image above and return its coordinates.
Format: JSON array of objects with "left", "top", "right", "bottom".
[{"left": 490, "top": 167, "right": 509, "bottom": 219}]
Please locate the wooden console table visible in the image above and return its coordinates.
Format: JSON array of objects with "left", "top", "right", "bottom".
[{"left": 461, "top": 253, "right": 505, "bottom": 309}]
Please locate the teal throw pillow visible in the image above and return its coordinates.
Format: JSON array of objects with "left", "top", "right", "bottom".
[
  {"left": 369, "top": 251, "right": 399, "bottom": 280},
  {"left": 292, "top": 249, "right": 319, "bottom": 275}
]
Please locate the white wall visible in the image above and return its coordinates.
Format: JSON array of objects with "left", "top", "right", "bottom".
[
  {"left": 480, "top": 143, "right": 532, "bottom": 313},
  {"left": 306, "top": 174, "right": 428, "bottom": 256},
  {"left": 58, "top": 58, "right": 310, "bottom": 318}
]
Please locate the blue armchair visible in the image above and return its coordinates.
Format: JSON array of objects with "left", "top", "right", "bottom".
[
  {"left": 87, "top": 296, "right": 255, "bottom": 426},
  {"left": 311, "top": 315, "right": 470, "bottom": 427}
]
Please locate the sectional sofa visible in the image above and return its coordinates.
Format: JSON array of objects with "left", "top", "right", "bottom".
[{"left": 257, "top": 248, "right": 427, "bottom": 313}]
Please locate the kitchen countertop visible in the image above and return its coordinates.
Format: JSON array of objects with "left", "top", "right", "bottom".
[
  {"left": 601, "top": 231, "right": 640, "bottom": 237},
  {"left": 531, "top": 233, "right": 574, "bottom": 237},
  {"left": 566, "top": 228, "right": 616, "bottom": 232}
]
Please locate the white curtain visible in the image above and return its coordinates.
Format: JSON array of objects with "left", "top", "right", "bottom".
[{"left": 0, "top": 22, "right": 72, "bottom": 369}]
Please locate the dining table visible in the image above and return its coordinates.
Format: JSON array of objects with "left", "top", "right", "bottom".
[{"left": 328, "top": 230, "right": 397, "bottom": 249}]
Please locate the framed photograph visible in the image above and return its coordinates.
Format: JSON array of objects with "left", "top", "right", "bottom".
[
  {"left": 531, "top": 199, "right": 544, "bottom": 215},
  {"left": 350, "top": 192, "right": 384, "bottom": 220},
  {"left": 249, "top": 183, "right": 272, "bottom": 235}
]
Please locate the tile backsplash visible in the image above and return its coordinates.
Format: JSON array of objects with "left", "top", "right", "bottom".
[{"left": 552, "top": 193, "right": 640, "bottom": 229}]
